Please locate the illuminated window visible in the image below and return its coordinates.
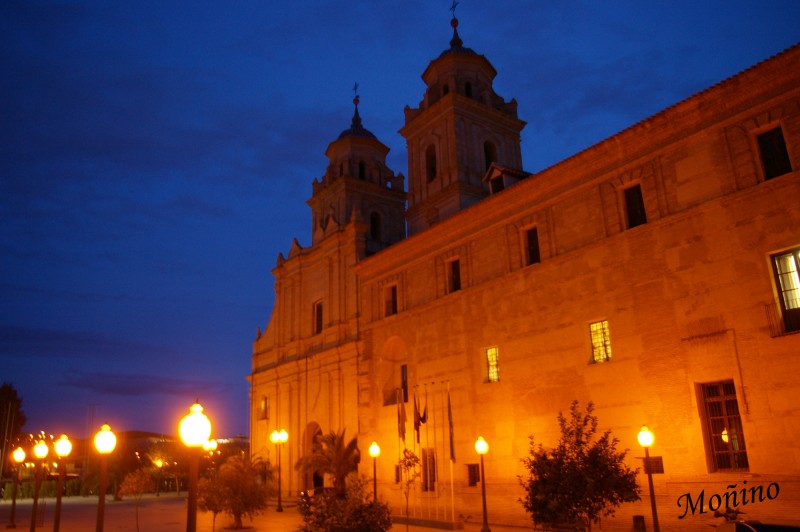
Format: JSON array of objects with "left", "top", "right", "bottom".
[
  {"left": 258, "top": 396, "right": 269, "bottom": 420},
  {"left": 623, "top": 184, "right": 647, "bottom": 229},
  {"left": 467, "top": 463, "right": 480, "bottom": 486},
  {"left": 700, "top": 381, "right": 748, "bottom": 472},
  {"left": 486, "top": 346, "right": 499, "bottom": 383},
  {"left": 757, "top": 126, "right": 792, "bottom": 180},
  {"left": 589, "top": 320, "right": 612, "bottom": 363},
  {"left": 447, "top": 259, "right": 461, "bottom": 293},
  {"left": 525, "top": 227, "right": 541, "bottom": 266},
  {"left": 384, "top": 284, "right": 398, "bottom": 317},
  {"left": 313, "top": 300, "right": 323, "bottom": 335},
  {"left": 772, "top": 247, "right": 800, "bottom": 333}
]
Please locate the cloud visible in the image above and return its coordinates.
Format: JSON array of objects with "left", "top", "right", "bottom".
[{"left": 59, "top": 370, "right": 229, "bottom": 397}]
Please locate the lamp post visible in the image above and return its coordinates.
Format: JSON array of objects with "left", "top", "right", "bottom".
[
  {"left": 53, "top": 435, "right": 72, "bottom": 532},
  {"left": 475, "top": 437, "right": 491, "bottom": 532},
  {"left": 94, "top": 424, "right": 117, "bottom": 532},
  {"left": 638, "top": 426, "right": 660, "bottom": 532},
  {"left": 368, "top": 441, "right": 381, "bottom": 499},
  {"left": 6, "top": 446, "right": 25, "bottom": 529},
  {"left": 269, "top": 429, "right": 288, "bottom": 512},
  {"left": 179, "top": 401, "right": 212, "bottom": 532},
  {"left": 30, "top": 439, "right": 49, "bottom": 532}
]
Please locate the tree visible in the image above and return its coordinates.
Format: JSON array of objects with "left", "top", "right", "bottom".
[
  {"left": 198, "top": 476, "right": 226, "bottom": 532},
  {"left": 1, "top": 383, "right": 26, "bottom": 476},
  {"left": 214, "top": 455, "right": 269, "bottom": 529},
  {"left": 119, "top": 468, "right": 155, "bottom": 532},
  {"left": 298, "top": 473, "right": 392, "bottom": 532},
  {"left": 519, "top": 401, "right": 640, "bottom": 531},
  {"left": 397, "top": 448, "right": 420, "bottom": 531},
  {"left": 294, "top": 429, "right": 360, "bottom": 497}
]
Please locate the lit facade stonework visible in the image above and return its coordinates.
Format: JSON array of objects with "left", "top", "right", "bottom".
[{"left": 251, "top": 19, "right": 800, "bottom": 529}]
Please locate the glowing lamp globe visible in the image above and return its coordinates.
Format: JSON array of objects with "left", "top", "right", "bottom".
[
  {"left": 637, "top": 425, "right": 654, "bottom": 448},
  {"left": 180, "top": 402, "right": 212, "bottom": 447},
  {"left": 474, "top": 436, "right": 489, "bottom": 455},
  {"left": 33, "top": 440, "right": 49, "bottom": 460},
  {"left": 270, "top": 428, "right": 288, "bottom": 444},
  {"left": 368, "top": 441, "right": 381, "bottom": 458},
  {"left": 204, "top": 439, "right": 218, "bottom": 452},
  {"left": 55, "top": 434, "right": 73, "bottom": 458},
  {"left": 12, "top": 446, "right": 26, "bottom": 464},
  {"left": 94, "top": 424, "right": 117, "bottom": 454}
]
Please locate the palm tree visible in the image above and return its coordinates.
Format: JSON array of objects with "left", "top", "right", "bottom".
[{"left": 295, "top": 429, "right": 360, "bottom": 497}]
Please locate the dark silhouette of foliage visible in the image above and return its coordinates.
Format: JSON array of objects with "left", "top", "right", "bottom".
[
  {"left": 203, "top": 455, "right": 269, "bottom": 529},
  {"left": 198, "top": 476, "right": 226, "bottom": 532},
  {"left": 119, "top": 468, "right": 155, "bottom": 532},
  {"left": 519, "top": 401, "right": 640, "bottom": 531},
  {"left": 298, "top": 474, "right": 391, "bottom": 531},
  {"left": 294, "top": 429, "right": 360, "bottom": 497}
]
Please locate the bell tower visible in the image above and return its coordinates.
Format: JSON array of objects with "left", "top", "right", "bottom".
[
  {"left": 308, "top": 93, "right": 406, "bottom": 257},
  {"left": 400, "top": 11, "right": 526, "bottom": 235}
]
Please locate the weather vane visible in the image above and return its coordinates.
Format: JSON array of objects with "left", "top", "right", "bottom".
[
  {"left": 450, "top": 1, "right": 459, "bottom": 18},
  {"left": 353, "top": 82, "right": 359, "bottom": 101}
]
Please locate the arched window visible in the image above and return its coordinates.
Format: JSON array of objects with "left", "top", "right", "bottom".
[
  {"left": 465, "top": 82, "right": 473, "bottom": 98},
  {"left": 370, "top": 212, "right": 382, "bottom": 241},
  {"left": 443, "top": 85, "right": 450, "bottom": 95},
  {"left": 426, "top": 145, "right": 437, "bottom": 182},
  {"left": 358, "top": 161, "right": 366, "bottom": 180},
  {"left": 484, "top": 141, "right": 497, "bottom": 171}
]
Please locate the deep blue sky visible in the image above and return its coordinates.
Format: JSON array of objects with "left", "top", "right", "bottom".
[{"left": 2, "top": 1, "right": 798, "bottom": 439}]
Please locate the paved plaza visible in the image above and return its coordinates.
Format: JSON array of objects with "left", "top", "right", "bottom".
[{"left": 0, "top": 493, "right": 524, "bottom": 531}]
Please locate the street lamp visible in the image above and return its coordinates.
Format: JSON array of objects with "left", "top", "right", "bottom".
[
  {"left": 179, "top": 401, "right": 212, "bottom": 532},
  {"left": 30, "top": 439, "right": 49, "bottom": 532},
  {"left": 474, "top": 436, "right": 491, "bottom": 532},
  {"left": 53, "top": 435, "right": 73, "bottom": 532},
  {"left": 637, "top": 426, "right": 660, "bottom": 532},
  {"left": 6, "top": 446, "right": 25, "bottom": 529},
  {"left": 94, "top": 424, "right": 117, "bottom": 532},
  {"left": 368, "top": 441, "right": 381, "bottom": 499},
  {"left": 269, "top": 429, "right": 288, "bottom": 512}
]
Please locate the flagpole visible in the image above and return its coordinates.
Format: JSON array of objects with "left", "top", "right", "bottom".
[
  {"left": 447, "top": 381, "right": 455, "bottom": 522},
  {"left": 432, "top": 380, "right": 439, "bottom": 521}
]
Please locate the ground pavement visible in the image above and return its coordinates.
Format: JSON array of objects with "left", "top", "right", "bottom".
[{"left": 0, "top": 493, "right": 526, "bottom": 531}]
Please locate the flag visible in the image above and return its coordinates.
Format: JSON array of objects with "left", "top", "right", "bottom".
[
  {"left": 397, "top": 388, "right": 406, "bottom": 442},
  {"left": 447, "top": 389, "right": 455, "bottom": 462},
  {"left": 414, "top": 392, "right": 421, "bottom": 443}
]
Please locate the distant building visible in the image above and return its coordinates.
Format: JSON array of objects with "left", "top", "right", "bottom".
[{"left": 250, "top": 14, "right": 800, "bottom": 530}]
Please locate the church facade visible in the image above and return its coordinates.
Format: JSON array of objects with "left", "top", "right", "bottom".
[{"left": 250, "top": 17, "right": 800, "bottom": 530}]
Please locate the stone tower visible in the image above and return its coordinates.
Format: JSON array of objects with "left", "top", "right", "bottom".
[
  {"left": 400, "top": 14, "right": 526, "bottom": 235},
  {"left": 308, "top": 96, "right": 406, "bottom": 257}
]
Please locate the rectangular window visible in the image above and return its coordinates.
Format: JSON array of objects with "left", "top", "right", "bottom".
[
  {"left": 526, "top": 227, "right": 541, "bottom": 266},
  {"left": 395, "top": 464, "right": 402, "bottom": 484},
  {"left": 757, "top": 126, "right": 792, "bottom": 180},
  {"left": 467, "top": 463, "right": 480, "bottom": 487},
  {"left": 701, "top": 381, "right": 749, "bottom": 472},
  {"left": 384, "top": 285, "right": 398, "bottom": 317},
  {"left": 589, "top": 320, "right": 612, "bottom": 363},
  {"left": 486, "top": 346, "right": 500, "bottom": 383},
  {"left": 421, "top": 448, "right": 436, "bottom": 492},
  {"left": 623, "top": 184, "right": 647, "bottom": 229},
  {"left": 772, "top": 247, "right": 800, "bottom": 333},
  {"left": 447, "top": 259, "right": 461, "bottom": 293},
  {"left": 313, "top": 300, "right": 323, "bottom": 335},
  {"left": 258, "top": 396, "right": 269, "bottom": 421}
]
